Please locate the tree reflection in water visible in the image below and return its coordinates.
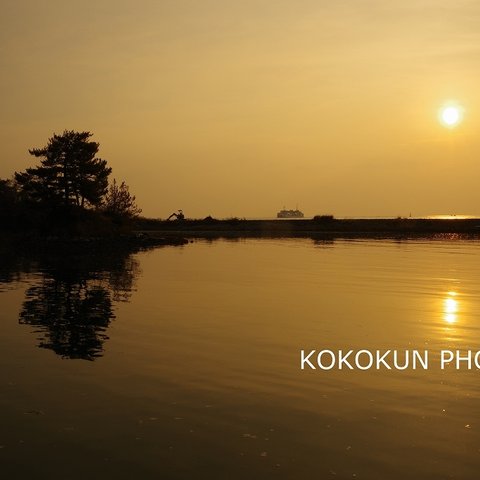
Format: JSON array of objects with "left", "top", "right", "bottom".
[{"left": 8, "top": 246, "right": 142, "bottom": 361}]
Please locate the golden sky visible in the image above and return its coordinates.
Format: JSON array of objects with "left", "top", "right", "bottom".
[{"left": 1, "top": 0, "right": 479, "bottom": 218}]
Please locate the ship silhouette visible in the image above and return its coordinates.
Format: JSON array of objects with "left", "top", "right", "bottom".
[{"left": 277, "top": 206, "right": 304, "bottom": 218}]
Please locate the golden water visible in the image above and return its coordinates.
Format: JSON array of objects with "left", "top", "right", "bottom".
[{"left": 1, "top": 238, "right": 479, "bottom": 479}]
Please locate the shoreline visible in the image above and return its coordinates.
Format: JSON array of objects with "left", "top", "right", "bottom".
[
  {"left": 3, "top": 218, "right": 480, "bottom": 250},
  {"left": 0, "top": 233, "right": 189, "bottom": 253},
  {"left": 135, "top": 217, "right": 480, "bottom": 239}
]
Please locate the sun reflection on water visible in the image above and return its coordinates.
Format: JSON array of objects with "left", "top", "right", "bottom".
[{"left": 443, "top": 291, "right": 458, "bottom": 324}]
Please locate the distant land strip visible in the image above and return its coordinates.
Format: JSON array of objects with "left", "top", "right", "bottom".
[{"left": 135, "top": 217, "right": 480, "bottom": 239}]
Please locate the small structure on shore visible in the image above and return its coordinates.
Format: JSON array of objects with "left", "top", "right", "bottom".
[{"left": 167, "top": 209, "right": 184, "bottom": 221}]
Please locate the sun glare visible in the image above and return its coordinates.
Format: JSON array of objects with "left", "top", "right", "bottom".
[{"left": 439, "top": 103, "right": 463, "bottom": 128}]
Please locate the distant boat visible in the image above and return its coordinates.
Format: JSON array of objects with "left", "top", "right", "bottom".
[{"left": 277, "top": 208, "right": 304, "bottom": 218}]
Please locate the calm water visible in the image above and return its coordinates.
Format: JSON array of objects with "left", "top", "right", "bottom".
[{"left": 1, "top": 238, "right": 480, "bottom": 479}]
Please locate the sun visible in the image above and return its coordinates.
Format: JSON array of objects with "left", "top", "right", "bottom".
[
  {"left": 442, "top": 107, "right": 459, "bottom": 126},
  {"left": 439, "top": 103, "right": 463, "bottom": 128}
]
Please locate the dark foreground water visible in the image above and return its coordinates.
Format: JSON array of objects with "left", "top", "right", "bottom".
[{"left": 1, "top": 238, "right": 480, "bottom": 479}]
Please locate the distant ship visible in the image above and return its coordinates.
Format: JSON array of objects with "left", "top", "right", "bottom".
[{"left": 277, "top": 207, "right": 304, "bottom": 218}]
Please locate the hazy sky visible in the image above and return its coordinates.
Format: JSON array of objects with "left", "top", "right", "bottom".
[{"left": 1, "top": 0, "right": 479, "bottom": 218}]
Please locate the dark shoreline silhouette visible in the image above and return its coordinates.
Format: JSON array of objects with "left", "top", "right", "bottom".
[
  {"left": 135, "top": 217, "right": 480, "bottom": 239},
  {"left": 0, "top": 229, "right": 189, "bottom": 255}
]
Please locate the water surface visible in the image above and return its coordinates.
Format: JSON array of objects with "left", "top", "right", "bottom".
[{"left": 1, "top": 238, "right": 480, "bottom": 479}]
